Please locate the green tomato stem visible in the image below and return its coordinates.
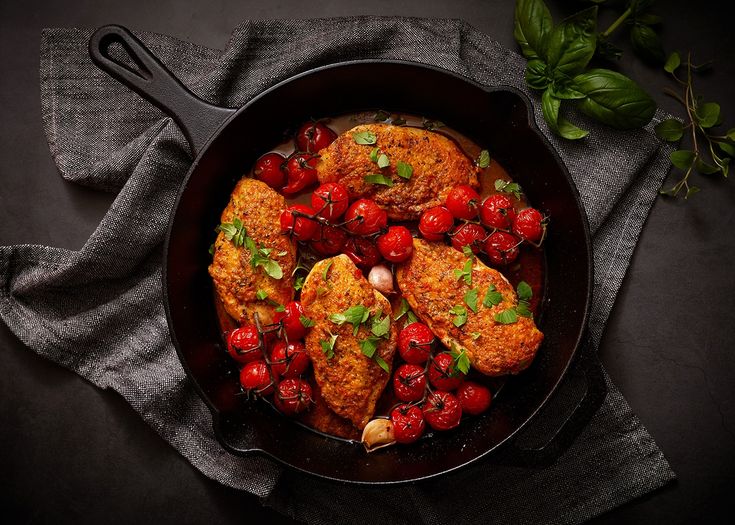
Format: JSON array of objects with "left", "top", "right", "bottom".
[{"left": 601, "top": 7, "right": 633, "bottom": 38}]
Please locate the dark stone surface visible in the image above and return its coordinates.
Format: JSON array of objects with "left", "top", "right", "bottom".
[{"left": 0, "top": 1, "right": 733, "bottom": 523}]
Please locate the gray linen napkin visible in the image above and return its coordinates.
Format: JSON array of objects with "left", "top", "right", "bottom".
[{"left": 0, "top": 17, "right": 675, "bottom": 524}]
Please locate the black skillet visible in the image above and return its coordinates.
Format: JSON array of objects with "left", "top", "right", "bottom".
[{"left": 88, "top": 25, "right": 606, "bottom": 484}]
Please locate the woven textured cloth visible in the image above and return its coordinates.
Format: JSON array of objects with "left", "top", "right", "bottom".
[{"left": 0, "top": 17, "right": 675, "bottom": 524}]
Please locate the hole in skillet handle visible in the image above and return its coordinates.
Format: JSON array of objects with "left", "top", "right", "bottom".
[{"left": 88, "top": 24, "right": 236, "bottom": 156}]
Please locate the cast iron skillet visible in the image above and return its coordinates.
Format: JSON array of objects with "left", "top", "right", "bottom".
[{"left": 89, "top": 25, "right": 606, "bottom": 484}]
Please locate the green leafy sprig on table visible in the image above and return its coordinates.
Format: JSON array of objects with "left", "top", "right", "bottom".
[
  {"left": 655, "top": 52, "right": 734, "bottom": 199},
  {"left": 591, "top": 0, "right": 665, "bottom": 64},
  {"left": 514, "top": 0, "right": 656, "bottom": 140}
]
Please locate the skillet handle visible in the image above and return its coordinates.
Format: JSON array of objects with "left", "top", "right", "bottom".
[
  {"left": 501, "top": 337, "right": 607, "bottom": 466},
  {"left": 88, "top": 25, "right": 236, "bottom": 156}
]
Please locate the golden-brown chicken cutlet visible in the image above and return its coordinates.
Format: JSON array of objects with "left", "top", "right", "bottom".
[
  {"left": 396, "top": 239, "right": 543, "bottom": 376},
  {"left": 300, "top": 254, "right": 397, "bottom": 429},
  {"left": 315, "top": 123, "right": 479, "bottom": 220},
  {"left": 208, "top": 178, "right": 295, "bottom": 325}
]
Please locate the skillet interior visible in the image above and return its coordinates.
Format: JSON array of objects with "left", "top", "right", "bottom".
[{"left": 163, "top": 61, "right": 592, "bottom": 483}]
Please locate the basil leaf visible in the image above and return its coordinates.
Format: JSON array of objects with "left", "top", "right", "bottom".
[
  {"left": 449, "top": 305, "right": 468, "bottom": 328},
  {"left": 364, "top": 174, "right": 394, "bottom": 187},
  {"left": 545, "top": 6, "right": 597, "bottom": 77},
  {"left": 320, "top": 333, "right": 338, "bottom": 359},
  {"left": 525, "top": 59, "right": 551, "bottom": 91},
  {"left": 208, "top": 243, "right": 215, "bottom": 256},
  {"left": 396, "top": 161, "right": 413, "bottom": 180},
  {"left": 685, "top": 186, "right": 701, "bottom": 199},
  {"left": 696, "top": 102, "right": 721, "bottom": 129},
  {"left": 406, "top": 311, "right": 419, "bottom": 324},
  {"left": 371, "top": 315, "right": 391, "bottom": 338},
  {"left": 359, "top": 336, "right": 379, "bottom": 358},
  {"left": 294, "top": 275, "right": 305, "bottom": 291},
  {"left": 630, "top": 24, "right": 665, "bottom": 64},
  {"left": 670, "top": 150, "right": 695, "bottom": 170},
  {"left": 495, "top": 179, "right": 523, "bottom": 199},
  {"left": 300, "top": 315, "right": 315, "bottom": 328},
  {"left": 395, "top": 298, "right": 411, "bottom": 320},
  {"left": 516, "top": 280, "right": 533, "bottom": 301},
  {"left": 574, "top": 69, "right": 656, "bottom": 129},
  {"left": 494, "top": 309, "right": 518, "bottom": 324},
  {"left": 482, "top": 285, "right": 503, "bottom": 307},
  {"left": 726, "top": 128, "right": 735, "bottom": 141},
  {"left": 654, "top": 119, "right": 684, "bottom": 142},
  {"left": 353, "top": 130, "right": 377, "bottom": 145},
  {"left": 369, "top": 147, "right": 380, "bottom": 162},
  {"left": 542, "top": 89, "right": 588, "bottom": 140},
  {"left": 449, "top": 346, "right": 471, "bottom": 375},
  {"left": 516, "top": 300, "right": 533, "bottom": 318},
  {"left": 374, "top": 355, "right": 390, "bottom": 373},
  {"left": 470, "top": 332, "right": 481, "bottom": 340},
  {"left": 477, "top": 150, "right": 491, "bottom": 168},
  {"left": 596, "top": 35, "right": 623, "bottom": 61},
  {"left": 256, "top": 290, "right": 268, "bottom": 300},
  {"left": 549, "top": 81, "right": 587, "bottom": 100},
  {"left": 377, "top": 153, "right": 390, "bottom": 168},
  {"left": 464, "top": 288, "right": 479, "bottom": 313},
  {"left": 374, "top": 110, "right": 390, "bottom": 122},
  {"left": 664, "top": 52, "right": 681, "bottom": 73},
  {"left": 260, "top": 259, "right": 283, "bottom": 279},
  {"left": 513, "top": 0, "right": 553, "bottom": 60},
  {"left": 322, "top": 259, "right": 333, "bottom": 281}
]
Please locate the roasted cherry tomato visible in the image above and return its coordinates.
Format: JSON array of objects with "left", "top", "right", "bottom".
[
  {"left": 270, "top": 341, "right": 310, "bottom": 378},
  {"left": 449, "top": 223, "right": 486, "bottom": 254},
  {"left": 428, "top": 352, "right": 465, "bottom": 391},
  {"left": 484, "top": 231, "right": 520, "bottom": 266},
  {"left": 480, "top": 194, "right": 516, "bottom": 230},
  {"left": 512, "top": 207, "right": 546, "bottom": 243},
  {"left": 253, "top": 152, "right": 286, "bottom": 189},
  {"left": 274, "top": 301, "right": 308, "bottom": 341},
  {"left": 342, "top": 237, "right": 382, "bottom": 268},
  {"left": 376, "top": 225, "right": 414, "bottom": 263},
  {"left": 239, "top": 360, "right": 274, "bottom": 396},
  {"left": 422, "top": 391, "right": 462, "bottom": 431},
  {"left": 283, "top": 153, "right": 319, "bottom": 194},
  {"left": 311, "top": 182, "right": 350, "bottom": 221},
  {"left": 390, "top": 404, "right": 426, "bottom": 444},
  {"left": 393, "top": 364, "right": 427, "bottom": 402},
  {"left": 295, "top": 121, "right": 337, "bottom": 153},
  {"left": 226, "top": 325, "right": 262, "bottom": 364},
  {"left": 344, "top": 199, "right": 388, "bottom": 236},
  {"left": 280, "top": 204, "right": 319, "bottom": 241},
  {"left": 311, "top": 225, "right": 348, "bottom": 255},
  {"left": 418, "top": 205, "right": 454, "bottom": 241},
  {"left": 445, "top": 185, "right": 481, "bottom": 220},
  {"left": 456, "top": 381, "right": 493, "bottom": 415},
  {"left": 398, "top": 322, "right": 434, "bottom": 364},
  {"left": 274, "top": 378, "right": 313, "bottom": 415}
]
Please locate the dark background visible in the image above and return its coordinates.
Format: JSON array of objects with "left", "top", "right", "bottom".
[{"left": 1, "top": 1, "right": 733, "bottom": 523}]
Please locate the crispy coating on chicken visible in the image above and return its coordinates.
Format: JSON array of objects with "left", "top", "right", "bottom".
[
  {"left": 315, "top": 123, "right": 479, "bottom": 220},
  {"left": 298, "top": 382, "right": 361, "bottom": 440},
  {"left": 208, "top": 178, "right": 295, "bottom": 325},
  {"left": 300, "top": 254, "right": 397, "bottom": 429},
  {"left": 396, "top": 239, "right": 543, "bottom": 376}
]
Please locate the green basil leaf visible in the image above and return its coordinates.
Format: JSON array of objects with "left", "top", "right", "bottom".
[
  {"left": 670, "top": 150, "right": 695, "bottom": 170},
  {"left": 359, "top": 336, "right": 379, "bottom": 358},
  {"left": 322, "top": 259, "right": 333, "bottom": 280},
  {"left": 549, "top": 81, "right": 587, "bottom": 100},
  {"left": 525, "top": 59, "right": 551, "bottom": 91},
  {"left": 373, "top": 110, "right": 390, "bottom": 122},
  {"left": 464, "top": 288, "right": 479, "bottom": 313},
  {"left": 364, "top": 174, "right": 394, "bottom": 187},
  {"left": 664, "top": 52, "right": 680, "bottom": 73},
  {"left": 517, "top": 280, "right": 533, "bottom": 301},
  {"left": 396, "top": 161, "right": 413, "bottom": 180},
  {"left": 369, "top": 147, "right": 380, "bottom": 162},
  {"left": 477, "top": 150, "right": 491, "bottom": 168},
  {"left": 377, "top": 153, "right": 390, "bottom": 168},
  {"left": 374, "top": 355, "right": 390, "bottom": 373},
  {"left": 542, "top": 89, "right": 588, "bottom": 140},
  {"left": 394, "top": 298, "right": 411, "bottom": 320},
  {"left": 557, "top": 117, "right": 589, "bottom": 140},
  {"left": 353, "top": 130, "right": 377, "bottom": 145},
  {"left": 654, "top": 119, "right": 684, "bottom": 141},
  {"left": 482, "top": 285, "right": 503, "bottom": 307},
  {"left": 449, "top": 305, "right": 468, "bottom": 328},
  {"left": 696, "top": 102, "right": 721, "bottom": 128},
  {"left": 371, "top": 315, "right": 391, "bottom": 338},
  {"left": 320, "top": 333, "right": 338, "bottom": 359},
  {"left": 294, "top": 275, "right": 305, "bottom": 291},
  {"left": 300, "top": 315, "right": 315, "bottom": 328},
  {"left": 256, "top": 289, "right": 268, "bottom": 300},
  {"left": 516, "top": 300, "right": 533, "bottom": 318},
  {"left": 545, "top": 6, "right": 597, "bottom": 76},
  {"left": 573, "top": 69, "right": 656, "bottom": 129},
  {"left": 513, "top": 0, "right": 553, "bottom": 60},
  {"left": 630, "top": 24, "right": 665, "bottom": 64},
  {"left": 494, "top": 309, "right": 518, "bottom": 324}
]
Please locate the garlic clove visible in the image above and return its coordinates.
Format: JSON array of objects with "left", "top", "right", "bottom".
[
  {"left": 368, "top": 264, "right": 394, "bottom": 295},
  {"left": 361, "top": 417, "right": 397, "bottom": 452}
]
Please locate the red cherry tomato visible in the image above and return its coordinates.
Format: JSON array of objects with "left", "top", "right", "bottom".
[
  {"left": 283, "top": 153, "right": 319, "bottom": 194},
  {"left": 418, "top": 205, "right": 454, "bottom": 241},
  {"left": 480, "top": 194, "right": 517, "bottom": 230},
  {"left": 428, "top": 352, "right": 465, "bottom": 391},
  {"left": 274, "top": 301, "right": 307, "bottom": 341},
  {"left": 392, "top": 364, "right": 427, "bottom": 402},
  {"left": 270, "top": 341, "right": 310, "bottom": 378},
  {"left": 456, "top": 381, "right": 493, "bottom": 415},
  {"left": 422, "top": 391, "right": 462, "bottom": 431},
  {"left": 274, "top": 378, "right": 313, "bottom": 415},
  {"left": 450, "top": 223, "right": 486, "bottom": 254},
  {"left": 239, "top": 360, "right": 274, "bottom": 396},
  {"left": 295, "top": 121, "right": 337, "bottom": 153},
  {"left": 483, "top": 231, "right": 520, "bottom": 266},
  {"left": 253, "top": 152, "right": 286, "bottom": 189},
  {"left": 311, "top": 225, "right": 348, "bottom": 255},
  {"left": 311, "top": 182, "right": 350, "bottom": 221},
  {"left": 280, "top": 204, "right": 319, "bottom": 241},
  {"left": 445, "top": 185, "right": 481, "bottom": 220},
  {"left": 342, "top": 237, "right": 383, "bottom": 268},
  {"left": 398, "top": 322, "right": 434, "bottom": 364},
  {"left": 512, "top": 207, "right": 546, "bottom": 243},
  {"left": 376, "top": 226, "right": 414, "bottom": 263},
  {"left": 344, "top": 199, "right": 388, "bottom": 236},
  {"left": 390, "top": 404, "right": 426, "bottom": 444},
  {"left": 226, "top": 325, "right": 262, "bottom": 364}
]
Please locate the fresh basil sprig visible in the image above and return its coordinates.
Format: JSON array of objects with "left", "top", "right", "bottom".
[{"left": 514, "top": 0, "right": 656, "bottom": 140}]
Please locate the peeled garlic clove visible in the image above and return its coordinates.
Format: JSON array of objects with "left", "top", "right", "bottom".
[
  {"left": 368, "top": 264, "right": 394, "bottom": 295},
  {"left": 361, "top": 418, "right": 396, "bottom": 452}
]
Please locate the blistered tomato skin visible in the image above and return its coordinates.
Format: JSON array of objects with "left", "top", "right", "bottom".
[
  {"left": 418, "top": 206, "right": 454, "bottom": 241},
  {"left": 376, "top": 226, "right": 414, "bottom": 263},
  {"left": 283, "top": 153, "right": 319, "bottom": 194},
  {"left": 226, "top": 325, "right": 262, "bottom": 364},
  {"left": 239, "top": 360, "right": 274, "bottom": 396},
  {"left": 253, "top": 152, "right": 287, "bottom": 189},
  {"left": 311, "top": 182, "right": 350, "bottom": 221},
  {"left": 274, "top": 301, "right": 308, "bottom": 341},
  {"left": 428, "top": 352, "right": 465, "bottom": 391},
  {"left": 445, "top": 185, "right": 481, "bottom": 220},
  {"left": 398, "top": 322, "right": 434, "bottom": 364},
  {"left": 344, "top": 199, "right": 388, "bottom": 236},
  {"left": 423, "top": 391, "right": 462, "bottom": 431},
  {"left": 480, "top": 194, "right": 517, "bottom": 230},
  {"left": 456, "top": 381, "right": 493, "bottom": 415},
  {"left": 274, "top": 378, "right": 313, "bottom": 415},
  {"left": 311, "top": 225, "right": 348, "bottom": 255},
  {"left": 280, "top": 205, "right": 319, "bottom": 241},
  {"left": 342, "top": 237, "right": 383, "bottom": 268},
  {"left": 390, "top": 404, "right": 426, "bottom": 444},
  {"left": 270, "top": 341, "right": 310, "bottom": 378},
  {"left": 393, "top": 364, "right": 427, "bottom": 402},
  {"left": 295, "top": 121, "right": 337, "bottom": 153},
  {"left": 513, "top": 207, "right": 545, "bottom": 243},
  {"left": 484, "top": 231, "right": 520, "bottom": 266},
  {"left": 450, "top": 223, "right": 486, "bottom": 254}
]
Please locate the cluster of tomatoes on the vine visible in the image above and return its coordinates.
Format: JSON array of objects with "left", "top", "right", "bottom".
[
  {"left": 227, "top": 301, "right": 314, "bottom": 416},
  {"left": 387, "top": 321, "right": 493, "bottom": 443},
  {"left": 419, "top": 184, "right": 546, "bottom": 264}
]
